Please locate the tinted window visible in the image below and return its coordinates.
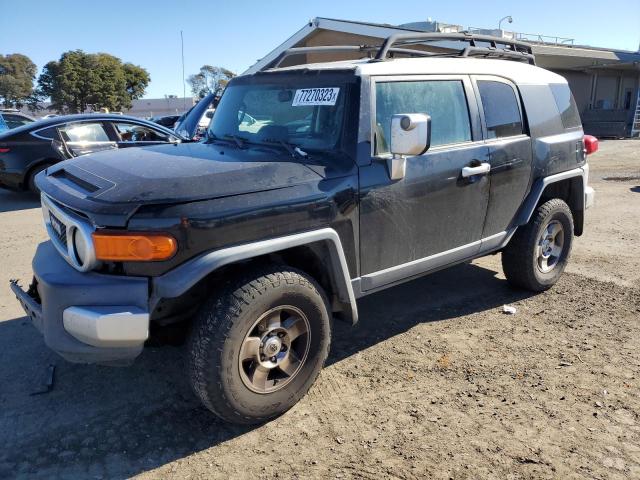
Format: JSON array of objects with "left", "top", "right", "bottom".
[
  {"left": 34, "top": 126, "right": 60, "bottom": 140},
  {"left": 478, "top": 80, "right": 523, "bottom": 138},
  {"left": 550, "top": 84, "right": 582, "bottom": 129},
  {"left": 375, "top": 80, "right": 471, "bottom": 153},
  {"left": 60, "top": 122, "right": 109, "bottom": 143},
  {"left": 3, "top": 114, "right": 33, "bottom": 129},
  {"left": 114, "top": 122, "right": 170, "bottom": 142}
]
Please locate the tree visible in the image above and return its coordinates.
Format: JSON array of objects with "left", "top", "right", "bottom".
[
  {"left": 187, "top": 65, "right": 235, "bottom": 99},
  {"left": 36, "top": 50, "right": 150, "bottom": 113},
  {"left": 123, "top": 63, "right": 150, "bottom": 101},
  {"left": 0, "top": 53, "right": 37, "bottom": 108}
]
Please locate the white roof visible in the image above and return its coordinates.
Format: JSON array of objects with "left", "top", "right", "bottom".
[{"left": 269, "top": 57, "right": 567, "bottom": 85}]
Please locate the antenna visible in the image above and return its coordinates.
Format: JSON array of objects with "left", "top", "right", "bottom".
[{"left": 181, "top": 30, "right": 186, "bottom": 111}]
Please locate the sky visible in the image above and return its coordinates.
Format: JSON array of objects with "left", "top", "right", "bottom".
[{"left": 1, "top": 0, "right": 639, "bottom": 99}]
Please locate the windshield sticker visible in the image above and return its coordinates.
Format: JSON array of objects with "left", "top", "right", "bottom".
[{"left": 292, "top": 88, "right": 340, "bottom": 106}]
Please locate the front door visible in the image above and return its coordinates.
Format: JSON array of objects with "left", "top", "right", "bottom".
[
  {"left": 358, "top": 76, "right": 490, "bottom": 292},
  {"left": 110, "top": 121, "right": 176, "bottom": 149}
]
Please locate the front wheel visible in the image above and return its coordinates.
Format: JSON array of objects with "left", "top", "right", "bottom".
[
  {"left": 502, "top": 198, "right": 574, "bottom": 292},
  {"left": 187, "top": 266, "right": 331, "bottom": 424}
]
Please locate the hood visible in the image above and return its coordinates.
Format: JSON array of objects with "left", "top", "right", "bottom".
[{"left": 38, "top": 142, "right": 329, "bottom": 226}]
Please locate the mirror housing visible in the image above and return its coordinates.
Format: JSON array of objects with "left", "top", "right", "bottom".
[{"left": 387, "top": 113, "right": 431, "bottom": 180}]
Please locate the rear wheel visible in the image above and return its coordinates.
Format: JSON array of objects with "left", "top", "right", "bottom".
[
  {"left": 502, "top": 198, "right": 574, "bottom": 291},
  {"left": 187, "top": 266, "right": 331, "bottom": 424},
  {"left": 26, "top": 163, "right": 53, "bottom": 194}
]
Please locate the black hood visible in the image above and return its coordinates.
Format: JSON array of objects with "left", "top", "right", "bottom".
[{"left": 37, "top": 142, "right": 343, "bottom": 227}]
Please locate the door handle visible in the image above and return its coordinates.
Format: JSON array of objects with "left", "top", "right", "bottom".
[{"left": 461, "top": 162, "right": 491, "bottom": 178}]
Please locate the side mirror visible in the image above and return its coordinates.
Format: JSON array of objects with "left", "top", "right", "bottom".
[{"left": 387, "top": 113, "right": 431, "bottom": 180}]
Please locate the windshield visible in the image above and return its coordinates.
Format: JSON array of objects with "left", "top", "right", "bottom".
[{"left": 208, "top": 81, "right": 347, "bottom": 152}]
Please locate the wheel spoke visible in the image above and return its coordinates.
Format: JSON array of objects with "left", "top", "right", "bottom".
[
  {"left": 283, "top": 316, "right": 308, "bottom": 342},
  {"left": 550, "top": 244, "right": 563, "bottom": 259},
  {"left": 265, "top": 311, "right": 282, "bottom": 330},
  {"left": 240, "top": 336, "right": 261, "bottom": 362},
  {"left": 279, "top": 350, "right": 301, "bottom": 377},
  {"left": 251, "top": 364, "right": 271, "bottom": 390},
  {"left": 539, "top": 256, "right": 549, "bottom": 271}
]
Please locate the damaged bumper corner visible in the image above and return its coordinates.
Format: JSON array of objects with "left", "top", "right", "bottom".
[{"left": 11, "top": 241, "right": 150, "bottom": 364}]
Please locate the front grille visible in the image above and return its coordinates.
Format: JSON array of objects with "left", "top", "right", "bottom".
[{"left": 48, "top": 211, "right": 68, "bottom": 248}]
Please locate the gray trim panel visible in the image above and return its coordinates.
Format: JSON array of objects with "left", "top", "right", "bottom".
[
  {"left": 515, "top": 166, "right": 586, "bottom": 226},
  {"left": 152, "top": 228, "right": 358, "bottom": 323}
]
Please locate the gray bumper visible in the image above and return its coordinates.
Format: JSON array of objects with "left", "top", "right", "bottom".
[{"left": 11, "top": 241, "right": 150, "bottom": 364}]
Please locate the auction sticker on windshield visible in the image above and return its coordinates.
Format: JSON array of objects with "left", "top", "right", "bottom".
[{"left": 292, "top": 88, "right": 340, "bottom": 106}]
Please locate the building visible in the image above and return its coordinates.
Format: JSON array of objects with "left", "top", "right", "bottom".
[
  {"left": 124, "top": 96, "right": 195, "bottom": 119},
  {"left": 245, "top": 17, "right": 640, "bottom": 137},
  {"left": 24, "top": 96, "right": 196, "bottom": 120}
]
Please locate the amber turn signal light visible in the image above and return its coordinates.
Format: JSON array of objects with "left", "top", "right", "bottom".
[{"left": 92, "top": 232, "right": 177, "bottom": 261}]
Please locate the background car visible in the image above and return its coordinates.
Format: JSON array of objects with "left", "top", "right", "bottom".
[
  {"left": 0, "top": 109, "right": 35, "bottom": 133},
  {"left": 0, "top": 113, "right": 183, "bottom": 193}
]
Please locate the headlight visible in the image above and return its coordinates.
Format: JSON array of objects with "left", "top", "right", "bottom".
[{"left": 73, "top": 228, "right": 89, "bottom": 267}]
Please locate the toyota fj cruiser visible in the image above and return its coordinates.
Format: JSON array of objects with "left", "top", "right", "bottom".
[{"left": 12, "top": 33, "right": 597, "bottom": 424}]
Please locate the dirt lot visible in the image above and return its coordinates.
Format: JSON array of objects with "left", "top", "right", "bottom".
[{"left": 0, "top": 140, "right": 638, "bottom": 479}]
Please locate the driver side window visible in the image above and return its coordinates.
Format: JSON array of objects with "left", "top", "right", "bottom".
[{"left": 375, "top": 80, "right": 472, "bottom": 154}]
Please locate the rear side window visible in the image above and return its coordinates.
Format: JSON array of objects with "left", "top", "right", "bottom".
[
  {"left": 59, "top": 122, "right": 109, "bottom": 143},
  {"left": 477, "top": 80, "right": 523, "bottom": 138},
  {"left": 33, "top": 126, "right": 60, "bottom": 140},
  {"left": 375, "top": 80, "right": 471, "bottom": 153},
  {"left": 550, "top": 84, "right": 582, "bottom": 129}
]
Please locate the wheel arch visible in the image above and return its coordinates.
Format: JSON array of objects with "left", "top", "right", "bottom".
[
  {"left": 151, "top": 228, "right": 358, "bottom": 324},
  {"left": 513, "top": 167, "right": 587, "bottom": 236},
  {"left": 22, "top": 158, "right": 58, "bottom": 190}
]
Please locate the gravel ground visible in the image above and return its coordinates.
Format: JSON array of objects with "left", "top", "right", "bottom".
[{"left": 0, "top": 140, "right": 638, "bottom": 479}]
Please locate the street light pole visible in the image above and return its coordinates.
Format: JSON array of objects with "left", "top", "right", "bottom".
[{"left": 498, "top": 15, "right": 513, "bottom": 31}]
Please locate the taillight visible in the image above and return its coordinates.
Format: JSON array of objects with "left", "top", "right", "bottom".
[
  {"left": 583, "top": 135, "right": 598, "bottom": 155},
  {"left": 0, "top": 147, "right": 10, "bottom": 153},
  {"left": 92, "top": 232, "right": 177, "bottom": 261}
]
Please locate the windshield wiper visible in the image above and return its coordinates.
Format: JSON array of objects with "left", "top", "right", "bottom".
[
  {"left": 223, "top": 134, "right": 248, "bottom": 149},
  {"left": 205, "top": 133, "right": 248, "bottom": 149},
  {"left": 261, "top": 138, "right": 308, "bottom": 159}
]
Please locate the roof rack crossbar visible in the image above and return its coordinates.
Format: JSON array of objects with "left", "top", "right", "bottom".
[{"left": 374, "top": 32, "right": 535, "bottom": 65}]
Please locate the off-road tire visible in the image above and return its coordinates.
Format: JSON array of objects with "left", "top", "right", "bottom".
[
  {"left": 502, "top": 198, "right": 574, "bottom": 292},
  {"left": 187, "top": 266, "right": 331, "bottom": 424},
  {"left": 27, "top": 163, "right": 52, "bottom": 195}
]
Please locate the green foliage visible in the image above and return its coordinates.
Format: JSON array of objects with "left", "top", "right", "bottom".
[
  {"left": 187, "top": 65, "right": 235, "bottom": 99},
  {"left": 37, "top": 50, "right": 150, "bottom": 113},
  {"left": 0, "top": 53, "right": 37, "bottom": 108}
]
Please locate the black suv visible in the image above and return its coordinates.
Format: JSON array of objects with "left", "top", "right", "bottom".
[{"left": 12, "top": 34, "right": 597, "bottom": 424}]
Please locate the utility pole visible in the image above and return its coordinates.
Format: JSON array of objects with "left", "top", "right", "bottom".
[{"left": 181, "top": 30, "right": 186, "bottom": 111}]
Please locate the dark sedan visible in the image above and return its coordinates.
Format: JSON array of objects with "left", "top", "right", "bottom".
[{"left": 0, "top": 114, "right": 182, "bottom": 193}]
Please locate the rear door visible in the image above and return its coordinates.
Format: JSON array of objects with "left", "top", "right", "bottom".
[
  {"left": 58, "top": 121, "right": 116, "bottom": 156},
  {"left": 473, "top": 76, "right": 533, "bottom": 238}
]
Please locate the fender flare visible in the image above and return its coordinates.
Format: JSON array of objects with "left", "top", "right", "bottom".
[
  {"left": 513, "top": 166, "right": 587, "bottom": 229},
  {"left": 151, "top": 228, "right": 358, "bottom": 323}
]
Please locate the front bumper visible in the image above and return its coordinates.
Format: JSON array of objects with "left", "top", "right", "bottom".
[{"left": 11, "top": 241, "right": 150, "bottom": 363}]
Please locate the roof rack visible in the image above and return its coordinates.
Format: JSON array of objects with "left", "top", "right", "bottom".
[
  {"left": 374, "top": 32, "right": 535, "bottom": 65},
  {"left": 269, "top": 33, "right": 535, "bottom": 69}
]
